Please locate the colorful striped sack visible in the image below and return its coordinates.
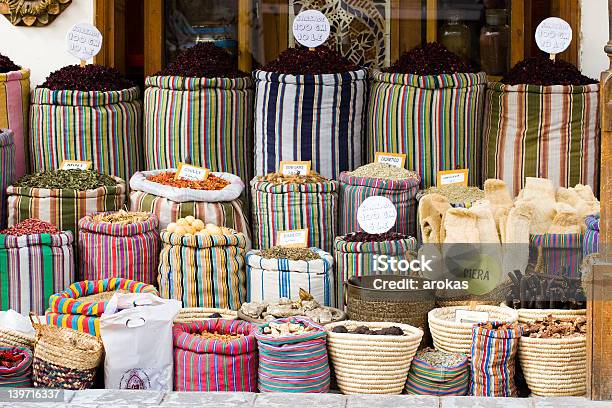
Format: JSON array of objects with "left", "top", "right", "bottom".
[
  {"left": 0, "top": 129, "right": 15, "bottom": 229},
  {"left": 29, "top": 87, "right": 142, "bottom": 183},
  {"left": 6, "top": 177, "right": 126, "bottom": 237},
  {"left": 333, "top": 236, "right": 418, "bottom": 308},
  {"left": 483, "top": 83, "right": 600, "bottom": 196},
  {"left": 254, "top": 69, "right": 367, "bottom": 179},
  {"left": 529, "top": 233, "right": 583, "bottom": 278},
  {"left": 470, "top": 321, "right": 523, "bottom": 397},
  {"left": 367, "top": 70, "right": 486, "bottom": 188},
  {"left": 405, "top": 353, "right": 469, "bottom": 396},
  {"left": 78, "top": 212, "right": 160, "bottom": 283},
  {"left": 583, "top": 214, "right": 600, "bottom": 256},
  {"left": 130, "top": 169, "right": 250, "bottom": 244},
  {"left": 255, "top": 317, "right": 330, "bottom": 393},
  {"left": 0, "top": 68, "right": 29, "bottom": 179},
  {"left": 0, "top": 231, "right": 74, "bottom": 315},
  {"left": 250, "top": 178, "right": 338, "bottom": 254},
  {"left": 173, "top": 319, "right": 258, "bottom": 392},
  {"left": 158, "top": 229, "right": 247, "bottom": 310},
  {"left": 338, "top": 171, "right": 421, "bottom": 237},
  {"left": 143, "top": 76, "right": 254, "bottom": 186},
  {"left": 0, "top": 346, "right": 32, "bottom": 388},
  {"left": 246, "top": 247, "right": 334, "bottom": 306},
  {"left": 45, "top": 278, "right": 158, "bottom": 336}
]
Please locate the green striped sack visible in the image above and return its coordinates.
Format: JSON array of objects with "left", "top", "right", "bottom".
[
  {"left": 29, "top": 87, "right": 142, "bottom": 183},
  {"left": 333, "top": 236, "right": 418, "bottom": 308},
  {"left": 0, "top": 129, "right": 15, "bottom": 229},
  {"left": 6, "top": 177, "right": 126, "bottom": 237},
  {"left": 367, "top": 70, "right": 487, "bottom": 187},
  {"left": 0, "top": 231, "right": 74, "bottom": 315},
  {"left": 143, "top": 76, "right": 254, "bottom": 187},
  {"left": 0, "top": 69, "right": 29, "bottom": 179},
  {"left": 250, "top": 178, "right": 338, "bottom": 254},
  {"left": 0, "top": 346, "right": 32, "bottom": 388},
  {"left": 483, "top": 83, "right": 600, "bottom": 196},
  {"left": 405, "top": 352, "right": 469, "bottom": 396},
  {"left": 158, "top": 230, "right": 247, "bottom": 310},
  {"left": 338, "top": 172, "right": 421, "bottom": 237}
]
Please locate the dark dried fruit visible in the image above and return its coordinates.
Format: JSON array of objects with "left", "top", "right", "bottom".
[
  {"left": 384, "top": 42, "right": 476, "bottom": 76},
  {"left": 0, "top": 219, "right": 61, "bottom": 236},
  {"left": 0, "top": 53, "right": 20, "bottom": 74},
  {"left": 501, "top": 57, "right": 597, "bottom": 86},
  {"left": 208, "top": 313, "right": 223, "bottom": 318},
  {"left": 158, "top": 43, "right": 247, "bottom": 78},
  {"left": 342, "top": 325, "right": 405, "bottom": 336},
  {"left": 262, "top": 45, "right": 358, "bottom": 75},
  {"left": 343, "top": 231, "right": 410, "bottom": 243},
  {"left": 331, "top": 326, "right": 348, "bottom": 333},
  {"left": 41, "top": 64, "right": 135, "bottom": 92}
]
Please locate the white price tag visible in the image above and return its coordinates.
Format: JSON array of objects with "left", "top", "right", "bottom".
[
  {"left": 374, "top": 152, "right": 406, "bottom": 168},
  {"left": 454, "top": 309, "right": 490, "bottom": 324},
  {"left": 66, "top": 23, "right": 103, "bottom": 61},
  {"left": 59, "top": 160, "right": 92, "bottom": 170},
  {"left": 292, "top": 10, "right": 331, "bottom": 48},
  {"left": 280, "top": 161, "right": 311, "bottom": 176},
  {"left": 175, "top": 163, "right": 210, "bottom": 181},
  {"left": 277, "top": 229, "right": 309, "bottom": 248},
  {"left": 535, "top": 17, "right": 572, "bottom": 55},
  {"left": 356, "top": 196, "right": 397, "bottom": 234},
  {"left": 437, "top": 169, "right": 468, "bottom": 186}
]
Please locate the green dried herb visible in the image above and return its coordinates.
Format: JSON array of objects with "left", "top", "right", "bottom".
[
  {"left": 14, "top": 170, "right": 118, "bottom": 190},
  {"left": 259, "top": 246, "right": 320, "bottom": 262}
]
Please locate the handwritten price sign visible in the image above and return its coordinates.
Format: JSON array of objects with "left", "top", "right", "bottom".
[
  {"left": 357, "top": 196, "right": 397, "bottom": 234},
  {"left": 535, "top": 17, "right": 572, "bottom": 56},
  {"left": 292, "top": 10, "right": 330, "bottom": 48},
  {"left": 66, "top": 23, "right": 102, "bottom": 62}
]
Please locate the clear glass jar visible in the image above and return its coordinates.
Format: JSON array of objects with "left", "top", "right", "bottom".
[
  {"left": 440, "top": 12, "right": 472, "bottom": 63},
  {"left": 479, "top": 9, "right": 510, "bottom": 75}
]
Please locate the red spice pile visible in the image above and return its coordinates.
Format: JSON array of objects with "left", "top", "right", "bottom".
[
  {"left": 0, "top": 349, "right": 24, "bottom": 368},
  {"left": 158, "top": 43, "right": 247, "bottom": 78},
  {"left": 0, "top": 53, "right": 20, "bottom": 74},
  {"left": 41, "top": 64, "right": 135, "bottom": 91},
  {"left": 384, "top": 42, "right": 476, "bottom": 76},
  {"left": 501, "top": 57, "right": 597, "bottom": 86},
  {"left": 344, "top": 231, "right": 410, "bottom": 243},
  {"left": 0, "top": 219, "right": 61, "bottom": 236},
  {"left": 262, "top": 45, "right": 357, "bottom": 75}
]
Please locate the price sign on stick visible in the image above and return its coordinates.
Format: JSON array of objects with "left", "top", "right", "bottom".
[
  {"left": 292, "top": 10, "right": 330, "bottom": 49},
  {"left": 357, "top": 196, "right": 397, "bottom": 234},
  {"left": 66, "top": 23, "right": 103, "bottom": 66},
  {"left": 535, "top": 17, "right": 572, "bottom": 61}
]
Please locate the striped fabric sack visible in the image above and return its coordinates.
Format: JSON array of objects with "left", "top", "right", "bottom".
[
  {"left": 0, "top": 346, "right": 32, "bottom": 388},
  {"left": 46, "top": 278, "right": 158, "bottom": 336},
  {"left": 254, "top": 69, "right": 367, "bottom": 179},
  {"left": 29, "top": 87, "right": 142, "bottom": 183},
  {"left": 173, "top": 319, "right": 258, "bottom": 391},
  {"left": 0, "top": 231, "right": 74, "bottom": 315},
  {"left": 0, "top": 129, "right": 15, "bottom": 229},
  {"left": 405, "top": 352, "right": 469, "bottom": 396},
  {"left": 250, "top": 178, "right": 338, "bottom": 253},
  {"left": 78, "top": 212, "right": 160, "bottom": 283},
  {"left": 333, "top": 236, "right": 418, "bottom": 308},
  {"left": 470, "top": 321, "right": 523, "bottom": 397},
  {"left": 529, "top": 234, "right": 583, "bottom": 278},
  {"left": 483, "top": 83, "right": 600, "bottom": 196},
  {"left": 143, "top": 76, "right": 254, "bottom": 186},
  {"left": 246, "top": 247, "right": 334, "bottom": 306},
  {"left": 583, "top": 215, "right": 600, "bottom": 256},
  {"left": 255, "top": 317, "right": 330, "bottom": 393},
  {"left": 6, "top": 177, "right": 126, "bottom": 237},
  {"left": 338, "top": 172, "right": 421, "bottom": 236},
  {"left": 158, "top": 230, "right": 247, "bottom": 309},
  {"left": 0, "top": 68, "right": 29, "bottom": 179},
  {"left": 367, "top": 70, "right": 487, "bottom": 188}
]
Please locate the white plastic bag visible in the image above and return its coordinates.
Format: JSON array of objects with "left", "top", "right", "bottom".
[
  {"left": 100, "top": 292, "right": 181, "bottom": 391},
  {"left": 0, "top": 310, "right": 35, "bottom": 335}
]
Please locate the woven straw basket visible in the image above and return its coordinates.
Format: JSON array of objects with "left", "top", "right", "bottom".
[
  {"left": 174, "top": 307, "right": 238, "bottom": 323},
  {"left": 519, "top": 335, "right": 586, "bottom": 396},
  {"left": 499, "top": 303, "right": 586, "bottom": 323},
  {"left": 325, "top": 321, "right": 423, "bottom": 395},
  {"left": 0, "top": 327, "right": 35, "bottom": 351},
  {"left": 428, "top": 305, "right": 518, "bottom": 354}
]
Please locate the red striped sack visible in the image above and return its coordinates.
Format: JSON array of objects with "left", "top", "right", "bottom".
[
  {"left": 173, "top": 319, "right": 258, "bottom": 391},
  {"left": 0, "top": 68, "right": 29, "bottom": 179},
  {"left": 78, "top": 212, "right": 160, "bottom": 283}
]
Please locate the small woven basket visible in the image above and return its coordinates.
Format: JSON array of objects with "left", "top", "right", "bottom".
[
  {"left": 519, "top": 335, "right": 587, "bottom": 396},
  {"left": 325, "top": 320, "right": 423, "bottom": 395},
  {"left": 428, "top": 305, "right": 518, "bottom": 354},
  {"left": 174, "top": 307, "right": 238, "bottom": 323},
  {"left": 31, "top": 322, "right": 103, "bottom": 390},
  {"left": 0, "top": 327, "right": 35, "bottom": 351}
]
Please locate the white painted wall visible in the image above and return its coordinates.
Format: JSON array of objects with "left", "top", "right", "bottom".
[
  {"left": 0, "top": 1, "right": 94, "bottom": 86},
  {"left": 580, "top": 0, "right": 609, "bottom": 79}
]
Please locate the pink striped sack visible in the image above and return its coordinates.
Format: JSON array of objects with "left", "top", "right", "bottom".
[
  {"left": 0, "top": 129, "right": 16, "bottom": 229},
  {"left": 78, "top": 212, "right": 160, "bottom": 284},
  {"left": 173, "top": 319, "right": 258, "bottom": 392},
  {"left": 0, "top": 68, "right": 29, "bottom": 179}
]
